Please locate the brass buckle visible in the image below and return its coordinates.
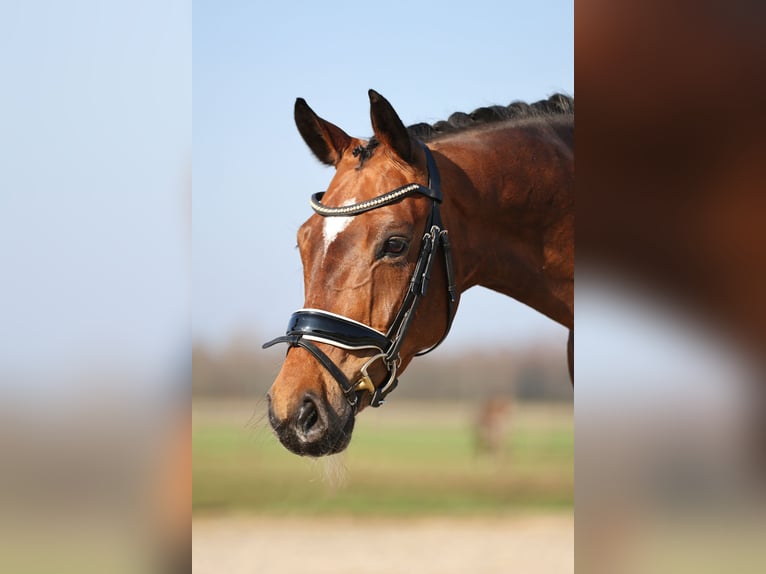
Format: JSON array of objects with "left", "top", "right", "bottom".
[
  {"left": 352, "top": 353, "right": 387, "bottom": 396},
  {"left": 353, "top": 374, "right": 376, "bottom": 395}
]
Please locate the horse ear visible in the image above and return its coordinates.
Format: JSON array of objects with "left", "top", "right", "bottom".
[
  {"left": 368, "top": 89, "right": 412, "bottom": 162},
  {"left": 294, "top": 98, "right": 352, "bottom": 167}
]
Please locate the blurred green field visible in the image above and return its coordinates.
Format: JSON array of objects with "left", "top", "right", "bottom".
[{"left": 193, "top": 399, "right": 572, "bottom": 516}]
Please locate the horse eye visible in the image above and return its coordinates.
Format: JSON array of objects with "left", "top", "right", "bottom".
[{"left": 383, "top": 237, "right": 409, "bottom": 257}]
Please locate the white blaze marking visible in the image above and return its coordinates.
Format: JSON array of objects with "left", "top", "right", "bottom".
[{"left": 322, "top": 198, "right": 356, "bottom": 259}]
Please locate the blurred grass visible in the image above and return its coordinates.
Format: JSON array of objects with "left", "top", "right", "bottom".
[{"left": 193, "top": 399, "right": 572, "bottom": 516}]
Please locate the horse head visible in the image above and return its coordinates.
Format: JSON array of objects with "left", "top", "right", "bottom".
[{"left": 265, "top": 90, "right": 457, "bottom": 456}]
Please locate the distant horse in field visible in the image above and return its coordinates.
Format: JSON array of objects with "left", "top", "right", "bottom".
[
  {"left": 264, "top": 90, "right": 573, "bottom": 456},
  {"left": 475, "top": 397, "right": 514, "bottom": 457}
]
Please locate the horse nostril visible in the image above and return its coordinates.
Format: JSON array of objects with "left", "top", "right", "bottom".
[{"left": 297, "top": 396, "right": 321, "bottom": 437}]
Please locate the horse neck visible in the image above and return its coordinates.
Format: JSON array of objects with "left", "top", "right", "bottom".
[{"left": 431, "top": 119, "right": 574, "bottom": 328}]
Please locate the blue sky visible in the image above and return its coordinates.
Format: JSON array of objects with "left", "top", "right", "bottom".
[
  {"left": 0, "top": 1, "right": 571, "bottom": 380},
  {"left": 193, "top": 0, "right": 574, "bottom": 353},
  {"left": 0, "top": 2, "right": 191, "bottom": 379},
  {"left": 5, "top": 1, "right": 746, "bottom": 406}
]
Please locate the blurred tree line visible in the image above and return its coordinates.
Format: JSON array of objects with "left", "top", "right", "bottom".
[{"left": 193, "top": 333, "right": 572, "bottom": 403}]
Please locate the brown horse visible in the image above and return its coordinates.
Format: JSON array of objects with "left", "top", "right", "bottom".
[{"left": 264, "top": 90, "right": 573, "bottom": 456}]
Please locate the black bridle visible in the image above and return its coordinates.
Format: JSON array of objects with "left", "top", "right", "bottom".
[{"left": 263, "top": 142, "right": 456, "bottom": 410}]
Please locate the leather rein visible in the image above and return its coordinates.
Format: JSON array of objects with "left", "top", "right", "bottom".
[{"left": 263, "top": 142, "right": 456, "bottom": 410}]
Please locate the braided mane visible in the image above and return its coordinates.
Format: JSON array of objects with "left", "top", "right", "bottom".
[
  {"left": 407, "top": 93, "right": 573, "bottom": 142},
  {"left": 357, "top": 93, "right": 572, "bottom": 165}
]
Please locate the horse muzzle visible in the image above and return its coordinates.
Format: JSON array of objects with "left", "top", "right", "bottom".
[{"left": 267, "top": 390, "right": 355, "bottom": 457}]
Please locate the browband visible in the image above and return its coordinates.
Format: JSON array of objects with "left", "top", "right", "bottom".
[{"left": 311, "top": 183, "right": 442, "bottom": 217}]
